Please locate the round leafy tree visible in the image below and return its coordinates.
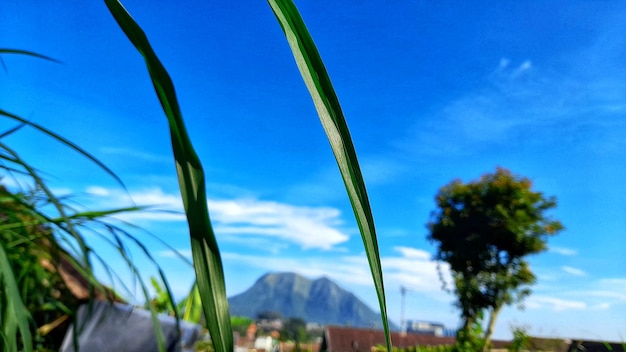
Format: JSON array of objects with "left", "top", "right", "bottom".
[{"left": 427, "top": 168, "right": 563, "bottom": 351}]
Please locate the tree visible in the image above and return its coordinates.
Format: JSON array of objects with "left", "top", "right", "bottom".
[
  {"left": 230, "top": 316, "right": 254, "bottom": 337},
  {"left": 427, "top": 168, "right": 563, "bottom": 351},
  {"left": 280, "top": 317, "right": 307, "bottom": 343},
  {"left": 257, "top": 311, "right": 283, "bottom": 321}
]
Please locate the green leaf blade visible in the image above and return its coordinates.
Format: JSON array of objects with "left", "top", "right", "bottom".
[
  {"left": 267, "top": 0, "right": 391, "bottom": 349},
  {"left": 103, "top": 2, "right": 233, "bottom": 352}
]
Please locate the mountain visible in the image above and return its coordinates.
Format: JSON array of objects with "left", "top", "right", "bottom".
[{"left": 228, "top": 272, "right": 395, "bottom": 329}]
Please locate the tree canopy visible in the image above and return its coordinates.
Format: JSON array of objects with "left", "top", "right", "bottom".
[{"left": 427, "top": 167, "right": 563, "bottom": 351}]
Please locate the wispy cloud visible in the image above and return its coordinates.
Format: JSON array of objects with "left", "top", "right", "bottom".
[
  {"left": 158, "top": 249, "right": 192, "bottom": 259},
  {"left": 530, "top": 277, "right": 626, "bottom": 312},
  {"left": 207, "top": 198, "right": 349, "bottom": 250},
  {"left": 393, "top": 246, "right": 431, "bottom": 260},
  {"left": 587, "top": 278, "right": 626, "bottom": 303},
  {"left": 382, "top": 247, "right": 452, "bottom": 298},
  {"left": 83, "top": 186, "right": 351, "bottom": 251},
  {"left": 220, "top": 252, "right": 375, "bottom": 286},
  {"left": 398, "top": 33, "right": 626, "bottom": 159},
  {"left": 183, "top": 246, "right": 454, "bottom": 300},
  {"left": 526, "top": 296, "right": 587, "bottom": 311},
  {"left": 550, "top": 246, "right": 578, "bottom": 256},
  {"left": 562, "top": 266, "right": 587, "bottom": 277},
  {"left": 100, "top": 147, "right": 171, "bottom": 163}
]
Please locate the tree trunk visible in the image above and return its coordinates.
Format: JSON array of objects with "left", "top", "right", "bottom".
[
  {"left": 460, "top": 316, "right": 473, "bottom": 337},
  {"left": 481, "top": 304, "right": 503, "bottom": 352},
  {"left": 456, "top": 315, "right": 474, "bottom": 348}
]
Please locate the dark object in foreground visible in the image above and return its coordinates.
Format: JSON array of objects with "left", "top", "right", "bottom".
[{"left": 60, "top": 300, "right": 202, "bottom": 352}]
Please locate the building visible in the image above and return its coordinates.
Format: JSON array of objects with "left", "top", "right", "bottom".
[
  {"left": 405, "top": 320, "right": 446, "bottom": 337},
  {"left": 320, "top": 326, "right": 456, "bottom": 352},
  {"left": 320, "top": 325, "right": 513, "bottom": 352}
]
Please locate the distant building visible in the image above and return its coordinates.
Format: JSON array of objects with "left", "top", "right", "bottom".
[
  {"left": 257, "top": 318, "right": 283, "bottom": 331},
  {"left": 405, "top": 320, "right": 446, "bottom": 337}
]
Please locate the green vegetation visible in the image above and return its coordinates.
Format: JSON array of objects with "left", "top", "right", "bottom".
[
  {"left": 452, "top": 312, "right": 486, "bottom": 352},
  {"left": 280, "top": 317, "right": 307, "bottom": 343},
  {"left": 508, "top": 326, "right": 531, "bottom": 352},
  {"left": 230, "top": 316, "right": 253, "bottom": 337},
  {"left": 0, "top": 118, "right": 177, "bottom": 351},
  {"left": 3, "top": 0, "right": 392, "bottom": 350},
  {"left": 427, "top": 167, "right": 563, "bottom": 351},
  {"left": 373, "top": 345, "right": 455, "bottom": 352}
]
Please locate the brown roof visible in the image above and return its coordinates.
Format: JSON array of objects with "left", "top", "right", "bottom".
[
  {"left": 320, "top": 326, "right": 515, "bottom": 352},
  {"left": 321, "top": 326, "right": 456, "bottom": 352},
  {"left": 567, "top": 340, "right": 625, "bottom": 352},
  {"left": 39, "top": 245, "right": 122, "bottom": 302}
]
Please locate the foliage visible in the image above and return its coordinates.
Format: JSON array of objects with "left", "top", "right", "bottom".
[
  {"left": 104, "top": 0, "right": 392, "bottom": 352},
  {"left": 452, "top": 312, "right": 485, "bottom": 352},
  {"left": 257, "top": 311, "right": 283, "bottom": 321},
  {"left": 427, "top": 167, "right": 563, "bottom": 351},
  {"left": 0, "top": 179, "right": 177, "bottom": 352},
  {"left": 230, "top": 316, "right": 253, "bottom": 337},
  {"left": 148, "top": 276, "right": 177, "bottom": 315},
  {"left": 280, "top": 317, "right": 307, "bottom": 343},
  {"left": 508, "top": 325, "right": 531, "bottom": 352},
  {"left": 0, "top": 186, "right": 77, "bottom": 351},
  {"left": 372, "top": 344, "right": 455, "bottom": 352},
  {"left": 195, "top": 339, "right": 215, "bottom": 352},
  {"left": 0, "top": 57, "right": 178, "bottom": 351}
]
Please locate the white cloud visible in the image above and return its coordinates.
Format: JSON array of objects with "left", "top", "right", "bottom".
[
  {"left": 382, "top": 247, "right": 452, "bottom": 297},
  {"left": 168, "top": 246, "right": 453, "bottom": 299},
  {"left": 498, "top": 58, "right": 510, "bottom": 69},
  {"left": 100, "top": 147, "right": 171, "bottom": 163},
  {"left": 526, "top": 296, "right": 586, "bottom": 311},
  {"left": 84, "top": 187, "right": 351, "bottom": 250},
  {"left": 158, "top": 249, "right": 191, "bottom": 258},
  {"left": 0, "top": 173, "right": 36, "bottom": 190},
  {"left": 592, "top": 302, "right": 611, "bottom": 310},
  {"left": 393, "top": 246, "right": 431, "bottom": 260},
  {"left": 399, "top": 40, "right": 626, "bottom": 159},
  {"left": 86, "top": 186, "right": 111, "bottom": 196},
  {"left": 562, "top": 266, "right": 587, "bottom": 277},
  {"left": 590, "top": 278, "right": 626, "bottom": 302},
  {"left": 207, "top": 198, "right": 349, "bottom": 250},
  {"left": 128, "top": 188, "right": 183, "bottom": 208},
  {"left": 219, "top": 252, "right": 375, "bottom": 286},
  {"left": 514, "top": 60, "right": 532, "bottom": 76},
  {"left": 550, "top": 246, "right": 578, "bottom": 256}
]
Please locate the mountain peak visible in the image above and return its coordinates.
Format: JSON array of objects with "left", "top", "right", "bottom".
[{"left": 229, "top": 272, "right": 391, "bottom": 329}]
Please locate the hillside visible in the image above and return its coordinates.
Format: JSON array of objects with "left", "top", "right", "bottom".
[{"left": 228, "top": 272, "right": 394, "bottom": 329}]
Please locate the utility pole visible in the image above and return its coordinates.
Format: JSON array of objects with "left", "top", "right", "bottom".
[{"left": 400, "top": 286, "right": 407, "bottom": 335}]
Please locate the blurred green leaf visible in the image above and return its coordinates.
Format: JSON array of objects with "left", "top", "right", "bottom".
[
  {"left": 0, "top": 242, "right": 33, "bottom": 352},
  {"left": 103, "top": 2, "right": 232, "bottom": 352}
]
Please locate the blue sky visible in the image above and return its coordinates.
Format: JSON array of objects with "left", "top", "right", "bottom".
[{"left": 2, "top": 0, "right": 625, "bottom": 342}]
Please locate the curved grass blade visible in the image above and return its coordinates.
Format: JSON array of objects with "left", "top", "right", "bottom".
[
  {"left": 267, "top": 0, "right": 391, "bottom": 348},
  {"left": 103, "top": 2, "right": 233, "bottom": 352},
  {"left": 0, "top": 49, "right": 60, "bottom": 63},
  {"left": 0, "top": 48, "right": 60, "bottom": 73},
  {"left": 181, "top": 282, "right": 202, "bottom": 324},
  {"left": 0, "top": 110, "right": 125, "bottom": 190},
  {"left": 0, "top": 242, "right": 33, "bottom": 352}
]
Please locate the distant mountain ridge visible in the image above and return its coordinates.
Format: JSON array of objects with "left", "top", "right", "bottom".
[{"left": 228, "top": 272, "right": 393, "bottom": 329}]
